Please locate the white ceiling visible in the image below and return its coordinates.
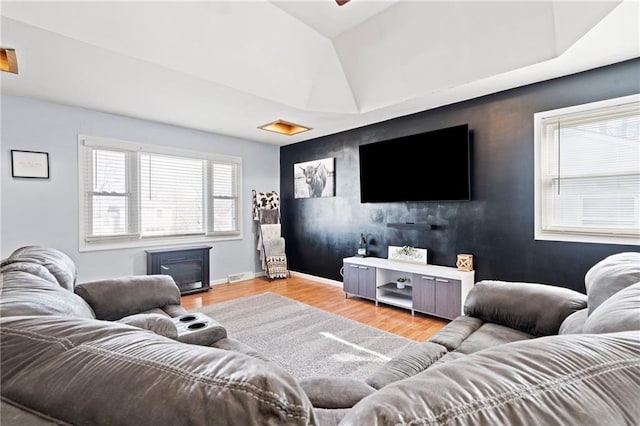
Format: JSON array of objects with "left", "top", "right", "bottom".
[{"left": 1, "top": 0, "right": 638, "bottom": 147}]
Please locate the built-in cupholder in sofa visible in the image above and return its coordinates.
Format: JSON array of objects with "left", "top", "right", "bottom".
[
  {"left": 187, "top": 322, "right": 207, "bottom": 330},
  {"left": 179, "top": 315, "right": 198, "bottom": 323},
  {"left": 172, "top": 312, "right": 227, "bottom": 346}
]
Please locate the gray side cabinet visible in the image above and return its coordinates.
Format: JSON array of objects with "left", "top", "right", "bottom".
[
  {"left": 412, "top": 274, "right": 436, "bottom": 314},
  {"left": 343, "top": 262, "right": 376, "bottom": 302},
  {"left": 413, "top": 274, "right": 461, "bottom": 320}
]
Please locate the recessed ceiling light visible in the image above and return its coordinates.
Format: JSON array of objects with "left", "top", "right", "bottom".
[
  {"left": 0, "top": 47, "right": 18, "bottom": 74},
  {"left": 258, "top": 120, "right": 311, "bottom": 136}
]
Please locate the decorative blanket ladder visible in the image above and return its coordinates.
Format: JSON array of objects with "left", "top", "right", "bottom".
[{"left": 252, "top": 190, "right": 288, "bottom": 280}]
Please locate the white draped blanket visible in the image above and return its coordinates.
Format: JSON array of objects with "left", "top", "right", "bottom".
[{"left": 258, "top": 224, "right": 284, "bottom": 271}]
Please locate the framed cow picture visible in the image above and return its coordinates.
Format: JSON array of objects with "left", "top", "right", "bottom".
[{"left": 294, "top": 157, "right": 335, "bottom": 199}]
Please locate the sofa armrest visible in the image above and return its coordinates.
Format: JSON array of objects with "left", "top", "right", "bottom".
[
  {"left": 299, "top": 377, "right": 375, "bottom": 409},
  {"left": 211, "top": 337, "right": 270, "bottom": 362},
  {"left": 117, "top": 313, "right": 178, "bottom": 339},
  {"left": 75, "top": 275, "right": 181, "bottom": 320},
  {"left": 464, "top": 280, "right": 587, "bottom": 337}
]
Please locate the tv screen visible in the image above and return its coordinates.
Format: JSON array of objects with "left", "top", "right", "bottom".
[{"left": 359, "top": 124, "right": 471, "bottom": 202}]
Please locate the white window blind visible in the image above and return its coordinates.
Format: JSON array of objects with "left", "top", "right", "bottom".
[
  {"left": 88, "top": 149, "right": 136, "bottom": 238},
  {"left": 140, "top": 153, "right": 203, "bottom": 237},
  {"left": 79, "top": 136, "right": 241, "bottom": 250},
  {"left": 210, "top": 162, "right": 238, "bottom": 233},
  {"left": 535, "top": 94, "right": 640, "bottom": 245}
]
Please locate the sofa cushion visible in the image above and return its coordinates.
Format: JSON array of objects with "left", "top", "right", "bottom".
[
  {"left": 585, "top": 252, "right": 640, "bottom": 314},
  {"left": 342, "top": 332, "right": 640, "bottom": 425},
  {"left": 1, "top": 399, "right": 63, "bottom": 426},
  {"left": 583, "top": 282, "right": 640, "bottom": 334},
  {"left": 364, "top": 341, "right": 448, "bottom": 390},
  {"left": 299, "top": 377, "right": 375, "bottom": 409},
  {"left": 117, "top": 313, "right": 178, "bottom": 339},
  {"left": 75, "top": 275, "right": 181, "bottom": 321},
  {"left": 454, "top": 322, "right": 534, "bottom": 355},
  {"left": 313, "top": 408, "right": 348, "bottom": 426},
  {"left": 464, "top": 280, "right": 587, "bottom": 337},
  {"left": 4, "top": 246, "right": 77, "bottom": 291},
  {"left": 0, "top": 315, "right": 316, "bottom": 426},
  {"left": 432, "top": 351, "right": 466, "bottom": 367},
  {"left": 558, "top": 308, "right": 588, "bottom": 335}
]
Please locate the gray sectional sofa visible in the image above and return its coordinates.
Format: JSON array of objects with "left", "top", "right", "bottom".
[{"left": 1, "top": 246, "right": 638, "bottom": 425}]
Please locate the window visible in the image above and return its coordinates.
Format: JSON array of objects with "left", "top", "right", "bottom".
[
  {"left": 79, "top": 135, "right": 241, "bottom": 251},
  {"left": 534, "top": 94, "right": 640, "bottom": 245}
]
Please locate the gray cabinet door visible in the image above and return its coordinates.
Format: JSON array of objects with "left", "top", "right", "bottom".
[
  {"left": 412, "top": 274, "right": 436, "bottom": 315},
  {"left": 435, "top": 278, "right": 462, "bottom": 320},
  {"left": 357, "top": 265, "right": 376, "bottom": 300},
  {"left": 343, "top": 263, "right": 360, "bottom": 295}
]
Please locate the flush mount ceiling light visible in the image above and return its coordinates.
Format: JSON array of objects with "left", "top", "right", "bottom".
[
  {"left": 0, "top": 47, "right": 18, "bottom": 74},
  {"left": 258, "top": 120, "right": 311, "bottom": 136}
]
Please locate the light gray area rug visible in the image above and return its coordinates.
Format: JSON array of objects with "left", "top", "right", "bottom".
[{"left": 195, "top": 292, "right": 417, "bottom": 380}]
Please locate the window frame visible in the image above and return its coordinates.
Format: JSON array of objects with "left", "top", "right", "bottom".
[
  {"left": 78, "top": 135, "right": 242, "bottom": 252},
  {"left": 533, "top": 94, "right": 640, "bottom": 246}
]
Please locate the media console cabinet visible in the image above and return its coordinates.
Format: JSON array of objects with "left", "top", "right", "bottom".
[{"left": 343, "top": 256, "right": 475, "bottom": 320}]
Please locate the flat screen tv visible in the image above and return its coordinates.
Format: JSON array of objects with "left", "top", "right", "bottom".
[{"left": 359, "top": 124, "right": 471, "bottom": 202}]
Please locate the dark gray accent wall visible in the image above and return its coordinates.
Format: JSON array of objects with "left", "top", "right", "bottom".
[{"left": 280, "top": 58, "right": 640, "bottom": 293}]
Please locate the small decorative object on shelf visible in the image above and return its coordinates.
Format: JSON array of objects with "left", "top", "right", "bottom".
[
  {"left": 396, "top": 276, "right": 410, "bottom": 289},
  {"left": 388, "top": 245, "right": 427, "bottom": 264},
  {"left": 456, "top": 254, "right": 474, "bottom": 272},
  {"left": 357, "top": 233, "right": 367, "bottom": 257}
]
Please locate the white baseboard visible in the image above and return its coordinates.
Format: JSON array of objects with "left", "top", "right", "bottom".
[
  {"left": 289, "top": 270, "right": 343, "bottom": 287},
  {"left": 210, "top": 270, "right": 340, "bottom": 288}
]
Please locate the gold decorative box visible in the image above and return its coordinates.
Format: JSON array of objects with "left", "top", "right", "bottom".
[{"left": 456, "top": 254, "right": 473, "bottom": 272}]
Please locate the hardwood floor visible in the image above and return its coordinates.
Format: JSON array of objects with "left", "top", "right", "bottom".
[{"left": 181, "top": 275, "right": 448, "bottom": 341}]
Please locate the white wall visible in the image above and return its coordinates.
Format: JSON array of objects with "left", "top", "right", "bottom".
[{"left": 1, "top": 95, "right": 280, "bottom": 283}]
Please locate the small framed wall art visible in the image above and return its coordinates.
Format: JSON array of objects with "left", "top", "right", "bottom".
[
  {"left": 294, "top": 157, "right": 335, "bottom": 198},
  {"left": 11, "top": 150, "right": 50, "bottom": 179}
]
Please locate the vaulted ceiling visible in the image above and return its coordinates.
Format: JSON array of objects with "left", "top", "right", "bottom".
[{"left": 1, "top": 1, "right": 638, "bottom": 146}]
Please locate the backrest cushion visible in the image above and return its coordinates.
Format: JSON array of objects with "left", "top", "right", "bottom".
[
  {"left": 585, "top": 252, "right": 640, "bottom": 314},
  {"left": 4, "top": 246, "right": 77, "bottom": 291},
  {"left": 0, "top": 263, "right": 95, "bottom": 319},
  {"left": 583, "top": 282, "right": 640, "bottom": 334}
]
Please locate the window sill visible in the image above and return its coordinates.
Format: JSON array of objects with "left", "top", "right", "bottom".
[
  {"left": 79, "top": 233, "right": 242, "bottom": 252},
  {"left": 535, "top": 230, "right": 640, "bottom": 246}
]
